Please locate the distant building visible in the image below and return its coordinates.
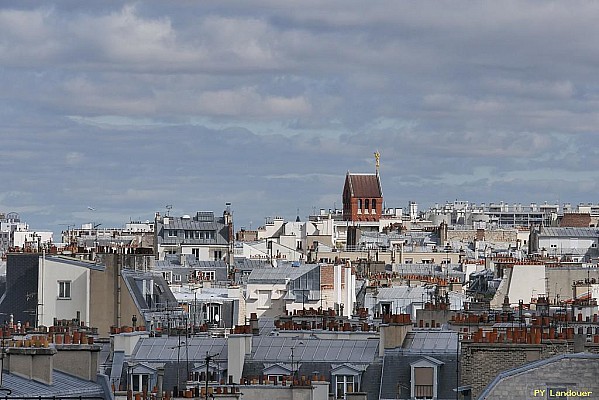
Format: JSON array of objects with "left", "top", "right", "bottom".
[
  {"left": 0, "top": 212, "right": 53, "bottom": 256},
  {"left": 154, "top": 207, "right": 233, "bottom": 264},
  {"left": 529, "top": 226, "right": 599, "bottom": 261},
  {"left": 61, "top": 221, "right": 154, "bottom": 255},
  {"left": 342, "top": 172, "right": 383, "bottom": 222}
]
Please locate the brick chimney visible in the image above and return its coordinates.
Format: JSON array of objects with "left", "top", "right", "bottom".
[{"left": 5, "top": 347, "right": 57, "bottom": 385}]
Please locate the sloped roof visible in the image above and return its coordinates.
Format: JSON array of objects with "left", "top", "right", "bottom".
[
  {"left": 539, "top": 226, "right": 599, "bottom": 238},
  {"left": 345, "top": 172, "right": 382, "bottom": 198},
  {"left": 121, "top": 270, "right": 177, "bottom": 313},
  {"left": 132, "top": 336, "right": 228, "bottom": 363},
  {"left": 247, "top": 264, "right": 319, "bottom": 284},
  {"left": 2, "top": 370, "right": 106, "bottom": 397},
  {"left": 401, "top": 330, "right": 458, "bottom": 354},
  {"left": 250, "top": 336, "right": 379, "bottom": 363}
]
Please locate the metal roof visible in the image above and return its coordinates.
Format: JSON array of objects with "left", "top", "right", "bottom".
[
  {"left": 376, "top": 286, "right": 431, "bottom": 301},
  {"left": 163, "top": 219, "right": 221, "bottom": 230},
  {"left": 247, "top": 264, "right": 319, "bottom": 284},
  {"left": 250, "top": 336, "right": 379, "bottom": 363},
  {"left": 234, "top": 258, "right": 271, "bottom": 270},
  {"left": 132, "top": 336, "right": 228, "bottom": 363},
  {"left": 400, "top": 330, "right": 458, "bottom": 354},
  {"left": 2, "top": 370, "right": 106, "bottom": 397},
  {"left": 154, "top": 257, "right": 229, "bottom": 270},
  {"left": 540, "top": 227, "right": 599, "bottom": 237}
]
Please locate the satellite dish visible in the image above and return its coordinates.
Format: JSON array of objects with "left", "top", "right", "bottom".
[{"left": 215, "top": 314, "right": 220, "bottom": 323}]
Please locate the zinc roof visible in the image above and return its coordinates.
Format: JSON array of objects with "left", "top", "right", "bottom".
[
  {"left": 165, "top": 219, "right": 221, "bottom": 230},
  {"left": 132, "top": 336, "right": 228, "bottom": 363},
  {"left": 540, "top": 227, "right": 599, "bottom": 237},
  {"left": 250, "top": 336, "right": 379, "bottom": 363},
  {"left": 2, "top": 370, "right": 106, "bottom": 397},
  {"left": 247, "top": 264, "right": 319, "bottom": 283},
  {"left": 401, "top": 330, "right": 458, "bottom": 354}
]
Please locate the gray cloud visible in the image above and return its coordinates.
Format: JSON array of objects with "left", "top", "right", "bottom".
[{"left": 1, "top": 1, "right": 598, "bottom": 235}]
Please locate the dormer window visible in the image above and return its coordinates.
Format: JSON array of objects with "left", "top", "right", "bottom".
[
  {"left": 336, "top": 375, "right": 358, "bottom": 398},
  {"left": 128, "top": 363, "right": 157, "bottom": 393},
  {"left": 263, "top": 364, "right": 292, "bottom": 384},
  {"left": 410, "top": 357, "right": 443, "bottom": 400},
  {"left": 330, "top": 364, "right": 364, "bottom": 399}
]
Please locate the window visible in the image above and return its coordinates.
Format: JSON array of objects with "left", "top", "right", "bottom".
[
  {"left": 197, "top": 271, "right": 215, "bottom": 281},
  {"left": 173, "top": 274, "right": 182, "bottom": 282},
  {"left": 167, "top": 229, "right": 177, "bottom": 237},
  {"left": 58, "top": 281, "right": 71, "bottom": 299},
  {"left": 365, "top": 199, "right": 370, "bottom": 210},
  {"left": 205, "top": 303, "right": 221, "bottom": 324},
  {"left": 357, "top": 199, "right": 362, "bottom": 210},
  {"left": 131, "top": 373, "right": 150, "bottom": 392},
  {"left": 192, "top": 248, "right": 200, "bottom": 260},
  {"left": 185, "top": 230, "right": 200, "bottom": 240},
  {"left": 372, "top": 199, "right": 377, "bottom": 213},
  {"left": 413, "top": 367, "right": 434, "bottom": 399},
  {"left": 381, "top": 303, "right": 391, "bottom": 315},
  {"left": 201, "top": 231, "right": 215, "bottom": 240},
  {"left": 162, "top": 271, "right": 172, "bottom": 284},
  {"left": 336, "top": 375, "right": 358, "bottom": 399},
  {"left": 213, "top": 250, "right": 222, "bottom": 261},
  {"left": 268, "top": 375, "right": 284, "bottom": 385}
]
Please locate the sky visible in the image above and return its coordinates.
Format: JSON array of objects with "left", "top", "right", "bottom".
[{"left": 1, "top": 1, "right": 599, "bottom": 237}]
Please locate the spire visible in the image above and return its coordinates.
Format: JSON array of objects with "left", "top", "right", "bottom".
[{"left": 374, "top": 151, "right": 380, "bottom": 175}]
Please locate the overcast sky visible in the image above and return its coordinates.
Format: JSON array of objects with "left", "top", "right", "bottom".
[{"left": 2, "top": 1, "right": 599, "bottom": 236}]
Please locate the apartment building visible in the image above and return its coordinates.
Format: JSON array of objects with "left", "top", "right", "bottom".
[{"left": 154, "top": 206, "right": 233, "bottom": 263}]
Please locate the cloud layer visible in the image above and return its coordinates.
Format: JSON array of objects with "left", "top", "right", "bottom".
[{"left": 1, "top": 1, "right": 598, "bottom": 234}]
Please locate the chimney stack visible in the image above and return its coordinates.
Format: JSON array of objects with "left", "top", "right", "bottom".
[
  {"left": 6, "top": 347, "right": 57, "bottom": 385},
  {"left": 53, "top": 343, "right": 101, "bottom": 381}
]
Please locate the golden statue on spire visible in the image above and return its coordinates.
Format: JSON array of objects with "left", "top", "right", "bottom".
[{"left": 374, "top": 151, "right": 380, "bottom": 174}]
